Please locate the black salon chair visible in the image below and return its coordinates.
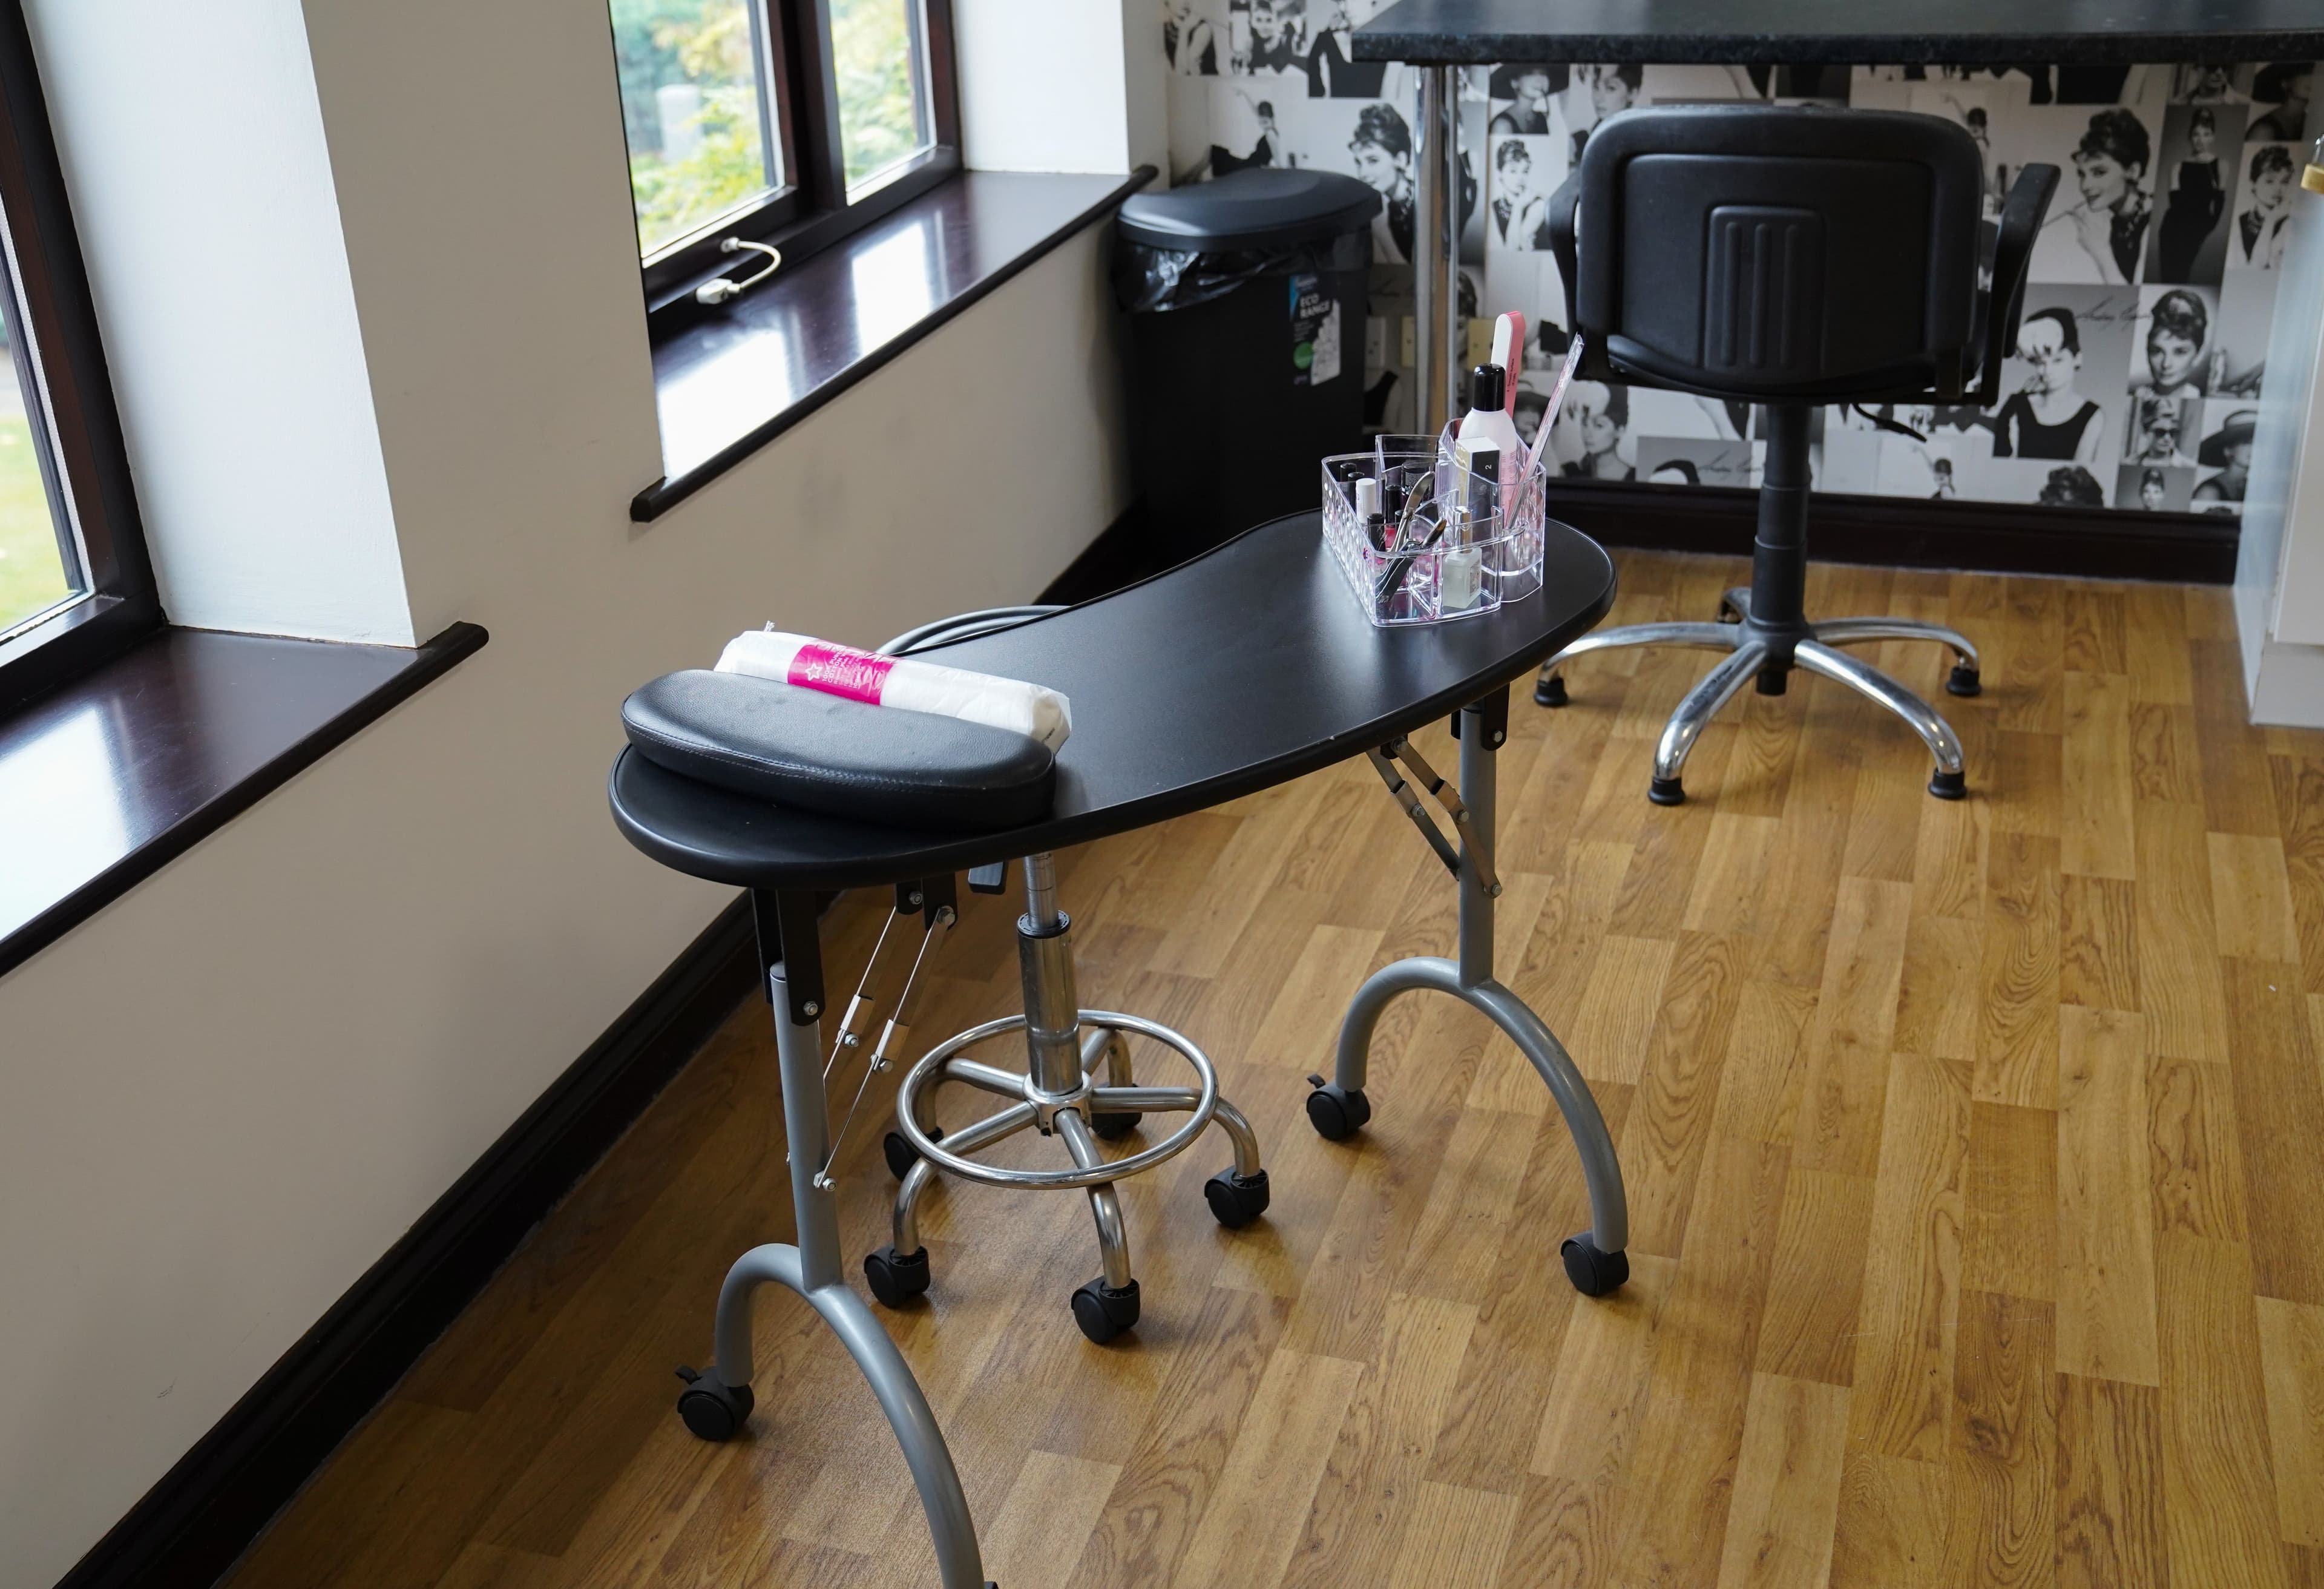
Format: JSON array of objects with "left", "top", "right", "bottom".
[{"left": 1533, "top": 104, "right": 2057, "bottom": 803}]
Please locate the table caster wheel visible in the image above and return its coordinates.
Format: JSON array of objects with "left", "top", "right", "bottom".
[
  {"left": 1560, "top": 1234, "right": 1630, "bottom": 1297},
  {"left": 1946, "top": 663, "right": 1981, "bottom": 697},
  {"left": 1535, "top": 673, "right": 1569, "bottom": 708},
  {"left": 865, "top": 1244, "right": 932, "bottom": 1308},
  {"left": 1305, "top": 1074, "right": 1371, "bottom": 1140},
  {"left": 1071, "top": 1277, "right": 1140, "bottom": 1343},
  {"left": 1204, "top": 1167, "right": 1270, "bottom": 1228},
  {"left": 883, "top": 1123, "right": 944, "bottom": 1180},
  {"left": 674, "top": 1366, "right": 753, "bottom": 1441}
]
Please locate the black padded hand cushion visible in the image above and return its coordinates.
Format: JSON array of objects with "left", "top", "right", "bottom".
[{"left": 622, "top": 670, "right": 1055, "bottom": 832}]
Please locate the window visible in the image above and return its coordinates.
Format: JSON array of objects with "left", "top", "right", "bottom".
[
  {"left": 611, "top": 0, "right": 959, "bottom": 317},
  {"left": 0, "top": 0, "right": 159, "bottom": 718}
]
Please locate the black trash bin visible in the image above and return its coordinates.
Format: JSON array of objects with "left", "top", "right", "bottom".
[{"left": 1115, "top": 168, "right": 1381, "bottom": 562}]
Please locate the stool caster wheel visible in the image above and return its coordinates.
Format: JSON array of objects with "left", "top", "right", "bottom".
[
  {"left": 1946, "top": 663, "right": 1981, "bottom": 697},
  {"left": 1928, "top": 769, "right": 1968, "bottom": 800},
  {"left": 1305, "top": 1074, "right": 1371, "bottom": 1140},
  {"left": 674, "top": 1366, "right": 753, "bottom": 1441},
  {"left": 1071, "top": 1277, "right": 1140, "bottom": 1344},
  {"left": 1534, "top": 673, "right": 1569, "bottom": 708},
  {"left": 883, "top": 1123, "right": 944, "bottom": 1180},
  {"left": 1648, "top": 776, "right": 1686, "bottom": 806},
  {"left": 1089, "top": 1111, "right": 1140, "bottom": 1139},
  {"left": 1204, "top": 1167, "right": 1270, "bottom": 1228},
  {"left": 1560, "top": 1234, "right": 1630, "bottom": 1297},
  {"left": 864, "top": 1244, "right": 932, "bottom": 1308}
]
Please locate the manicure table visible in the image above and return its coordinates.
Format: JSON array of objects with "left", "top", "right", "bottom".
[{"left": 608, "top": 507, "right": 1623, "bottom": 1587}]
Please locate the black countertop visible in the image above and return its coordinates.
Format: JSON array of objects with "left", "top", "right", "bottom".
[{"left": 1353, "top": 0, "right": 2324, "bottom": 64}]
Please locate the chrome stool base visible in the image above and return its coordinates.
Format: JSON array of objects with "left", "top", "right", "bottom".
[
  {"left": 868, "top": 856, "right": 1265, "bottom": 1344},
  {"left": 1536, "top": 585, "right": 1979, "bottom": 803}
]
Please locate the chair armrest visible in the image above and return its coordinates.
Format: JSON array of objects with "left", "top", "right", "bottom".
[
  {"left": 1978, "top": 163, "right": 2060, "bottom": 405},
  {"left": 1546, "top": 170, "right": 1582, "bottom": 334}
]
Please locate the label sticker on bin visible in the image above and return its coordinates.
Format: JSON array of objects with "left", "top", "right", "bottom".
[{"left": 1290, "top": 272, "right": 1341, "bottom": 386}]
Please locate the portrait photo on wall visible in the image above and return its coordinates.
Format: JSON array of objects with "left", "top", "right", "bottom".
[
  {"left": 1991, "top": 286, "right": 2135, "bottom": 465},
  {"left": 2116, "top": 462, "right": 2196, "bottom": 510},
  {"left": 2021, "top": 104, "right": 2162, "bottom": 286},
  {"left": 2230, "top": 143, "right": 2301, "bottom": 271},
  {"left": 2130, "top": 283, "right": 2220, "bottom": 400},
  {"left": 2194, "top": 401, "right": 2257, "bottom": 512},
  {"left": 2147, "top": 103, "right": 2245, "bottom": 285}
]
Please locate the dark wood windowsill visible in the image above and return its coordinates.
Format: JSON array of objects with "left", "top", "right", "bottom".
[
  {"left": 631, "top": 166, "right": 1154, "bottom": 522},
  {"left": 0, "top": 620, "right": 487, "bottom": 979}
]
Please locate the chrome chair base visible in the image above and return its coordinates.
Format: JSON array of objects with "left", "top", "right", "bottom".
[
  {"left": 866, "top": 855, "right": 1266, "bottom": 1345},
  {"left": 1536, "top": 585, "right": 1980, "bottom": 803}
]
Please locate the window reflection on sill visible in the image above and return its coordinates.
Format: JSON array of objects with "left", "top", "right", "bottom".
[{"left": 0, "top": 696, "right": 129, "bottom": 939}]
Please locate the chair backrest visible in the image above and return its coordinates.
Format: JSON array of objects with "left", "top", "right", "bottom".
[{"left": 1565, "top": 104, "right": 1988, "bottom": 404}]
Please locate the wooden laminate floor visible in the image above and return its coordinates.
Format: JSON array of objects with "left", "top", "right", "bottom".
[{"left": 229, "top": 552, "right": 2324, "bottom": 1589}]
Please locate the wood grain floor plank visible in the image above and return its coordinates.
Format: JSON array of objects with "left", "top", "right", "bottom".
[
  {"left": 1618, "top": 929, "right": 1748, "bottom": 1257},
  {"left": 1846, "top": 1050, "right": 1972, "bottom": 1462},
  {"left": 2135, "top": 799, "right": 2232, "bottom": 1063},
  {"left": 2056, "top": 1373, "right": 2168, "bottom": 1589},
  {"left": 2063, "top": 673, "right": 2138, "bottom": 881},
  {"left": 1794, "top": 877, "right": 1914, "bottom": 1177},
  {"left": 1963, "top": 1100, "right": 2057, "bottom": 1303},
  {"left": 1715, "top": 1372, "right": 1851, "bottom": 1589},
  {"left": 1978, "top": 832, "right": 2063, "bottom": 1108},
  {"left": 2147, "top": 1056, "right": 2249, "bottom": 1244},
  {"left": 2061, "top": 874, "right": 2140, "bottom": 1012},
  {"left": 2211, "top": 834, "right": 2303, "bottom": 964},
  {"left": 1754, "top": 1166, "right": 1877, "bottom": 1387},
  {"left": 2056, "top": 1005, "right": 2161, "bottom": 1386},
  {"left": 1170, "top": 1348, "right": 1367, "bottom": 1589},
  {"left": 2256, "top": 1297, "right": 2324, "bottom": 1550},
  {"left": 2157, "top": 1234, "right": 2291, "bottom": 1589},
  {"left": 1949, "top": 1289, "right": 2056, "bottom": 1588},
  {"left": 1385, "top": 1481, "right": 1521, "bottom": 1589},
  {"left": 2222, "top": 958, "right": 2324, "bottom": 1306}
]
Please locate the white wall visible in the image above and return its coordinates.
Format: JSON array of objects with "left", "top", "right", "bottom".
[
  {"left": 30, "top": 0, "right": 415, "bottom": 645},
  {"left": 0, "top": 0, "right": 1133, "bottom": 1579},
  {"left": 2235, "top": 100, "right": 2324, "bottom": 727},
  {"left": 956, "top": 0, "right": 1166, "bottom": 176}
]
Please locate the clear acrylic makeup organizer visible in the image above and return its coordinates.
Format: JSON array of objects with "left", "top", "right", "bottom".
[{"left": 1321, "top": 432, "right": 1549, "bottom": 627}]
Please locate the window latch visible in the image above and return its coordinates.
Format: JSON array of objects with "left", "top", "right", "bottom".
[{"left": 694, "top": 237, "right": 781, "bottom": 306}]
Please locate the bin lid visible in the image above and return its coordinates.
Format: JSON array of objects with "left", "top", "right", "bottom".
[{"left": 1117, "top": 168, "right": 1383, "bottom": 252}]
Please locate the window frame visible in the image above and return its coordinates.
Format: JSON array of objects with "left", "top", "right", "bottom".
[
  {"left": 0, "top": 0, "right": 161, "bottom": 720},
  {"left": 632, "top": 0, "right": 962, "bottom": 326}
]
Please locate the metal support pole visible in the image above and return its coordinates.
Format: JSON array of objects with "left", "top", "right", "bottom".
[
  {"left": 1417, "top": 64, "right": 1462, "bottom": 435},
  {"left": 1456, "top": 696, "right": 1499, "bottom": 989}
]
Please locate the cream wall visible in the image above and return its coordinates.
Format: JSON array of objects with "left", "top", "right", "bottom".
[{"left": 0, "top": 0, "right": 1132, "bottom": 1579}]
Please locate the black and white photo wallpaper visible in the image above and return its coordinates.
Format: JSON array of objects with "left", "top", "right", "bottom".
[{"left": 1161, "top": 10, "right": 2316, "bottom": 522}]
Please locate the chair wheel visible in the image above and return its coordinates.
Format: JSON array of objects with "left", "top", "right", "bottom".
[
  {"left": 1928, "top": 769, "right": 1968, "bottom": 800},
  {"left": 1946, "top": 663, "right": 1981, "bottom": 697},
  {"left": 864, "top": 1244, "right": 932, "bottom": 1308},
  {"left": 1534, "top": 673, "right": 1569, "bottom": 708},
  {"left": 1071, "top": 1277, "right": 1140, "bottom": 1344},
  {"left": 883, "top": 1123, "right": 944, "bottom": 1180},
  {"left": 1089, "top": 1111, "right": 1140, "bottom": 1139},
  {"left": 1560, "top": 1235, "right": 1630, "bottom": 1297},
  {"left": 1648, "top": 776, "right": 1686, "bottom": 806},
  {"left": 674, "top": 1366, "right": 754, "bottom": 1441},
  {"left": 1305, "top": 1074, "right": 1371, "bottom": 1140},
  {"left": 1204, "top": 1167, "right": 1270, "bottom": 1228}
]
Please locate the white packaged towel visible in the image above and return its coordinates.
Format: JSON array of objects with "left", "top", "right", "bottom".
[{"left": 716, "top": 629, "right": 1072, "bottom": 751}]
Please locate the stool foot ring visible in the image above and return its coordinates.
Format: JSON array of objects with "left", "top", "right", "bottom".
[
  {"left": 1204, "top": 1166, "right": 1271, "bottom": 1228},
  {"left": 865, "top": 1244, "right": 933, "bottom": 1309},
  {"left": 1560, "top": 1234, "right": 1630, "bottom": 1297},
  {"left": 1305, "top": 1074, "right": 1371, "bottom": 1140},
  {"left": 1072, "top": 1277, "right": 1141, "bottom": 1343},
  {"left": 674, "top": 1366, "right": 753, "bottom": 1441}
]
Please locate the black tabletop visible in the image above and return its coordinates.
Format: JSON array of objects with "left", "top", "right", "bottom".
[
  {"left": 609, "top": 511, "right": 1617, "bottom": 893},
  {"left": 1354, "top": 0, "right": 2324, "bottom": 64}
]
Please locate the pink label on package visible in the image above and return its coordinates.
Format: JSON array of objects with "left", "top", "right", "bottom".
[{"left": 786, "top": 641, "right": 894, "bottom": 704}]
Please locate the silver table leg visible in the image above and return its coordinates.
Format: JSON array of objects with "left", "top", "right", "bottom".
[
  {"left": 1310, "top": 691, "right": 1630, "bottom": 1294},
  {"left": 680, "top": 957, "right": 991, "bottom": 1589}
]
